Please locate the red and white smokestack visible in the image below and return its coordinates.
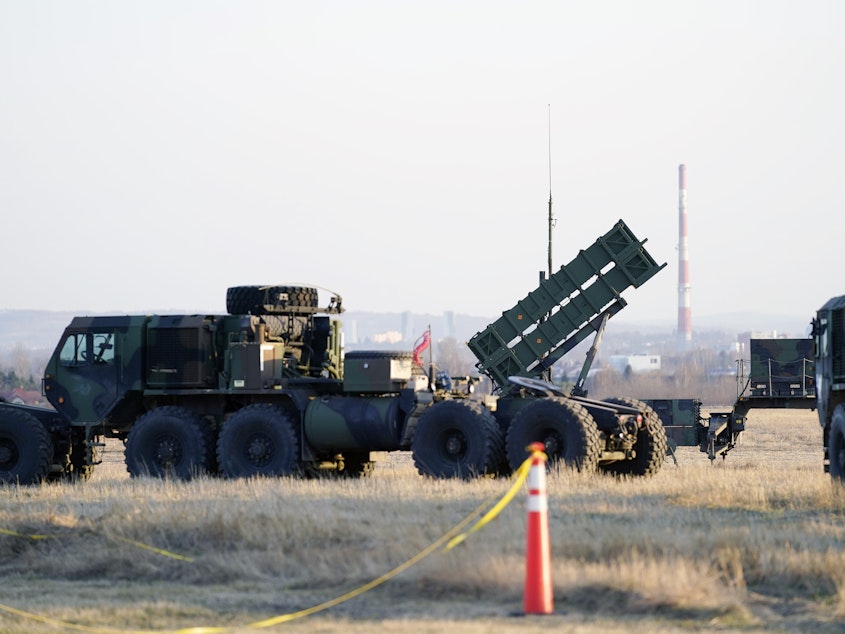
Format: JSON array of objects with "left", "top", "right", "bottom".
[{"left": 678, "top": 164, "right": 692, "bottom": 344}]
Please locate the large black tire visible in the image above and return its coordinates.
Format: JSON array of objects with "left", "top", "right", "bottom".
[
  {"left": 411, "top": 400, "right": 505, "bottom": 479},
  {"left": 259, "top": 314, "right": 309, "bottom": 340},
  {"left": 598, "top": 397, "right": 668, "bottom": 478},
  {"left": 829, "top": 405, "right": 845, "bottom": 483},
  {"left": 217, "top": 404, "right": 300, "bottom": 478},
  {"left": 125, "top": 406, "right": 212, "bottom": 480},
  {"left": 226, "top": 285, "right": 318, "bottom": 315},
  {"left": 0, "top": 408, "right": 52, "bottom": 485},
  {"left": 506, "top": 397, "right": 601, "bottom": 473}
]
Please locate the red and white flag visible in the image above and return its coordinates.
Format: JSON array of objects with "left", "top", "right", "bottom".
[{"left": 412, "top": 328, "right": 431, "bottom": 367}]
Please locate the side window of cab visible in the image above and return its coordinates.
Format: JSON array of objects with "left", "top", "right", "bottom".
[
  {"left": 59, "top": 332, "right": 115, "bottom": 366},
  {"left": 92, "top": 333, "right": 115, "bottom": 364},
  {"left": 59, "top": 333, "right": 87, "bottom": 366}
]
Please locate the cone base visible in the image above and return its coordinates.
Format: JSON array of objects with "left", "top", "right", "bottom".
[{"left": 508, "top": 610, "right": 559, "bottom": 617}]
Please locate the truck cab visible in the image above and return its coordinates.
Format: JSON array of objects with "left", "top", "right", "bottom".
[{"left": 43, "top": 316, "right": 147, "bottom": 430}]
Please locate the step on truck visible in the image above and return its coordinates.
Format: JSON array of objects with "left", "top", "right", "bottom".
[{"left": 0, "top": 219, "right": 666, "bottom": 485}]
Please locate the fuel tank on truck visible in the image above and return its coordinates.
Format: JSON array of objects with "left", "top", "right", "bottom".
[{"left": 304, "top": 395, "right": 402, "bottom": 451}]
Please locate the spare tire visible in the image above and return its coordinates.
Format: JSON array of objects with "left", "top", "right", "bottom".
[
  {"left": 259, "top": 315, "right": 309, "bottom": 340},
  {"left": 226, "top": 285, "right": 319, "bottom": 315}
]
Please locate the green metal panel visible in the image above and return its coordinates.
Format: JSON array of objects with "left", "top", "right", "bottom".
[
  {"left": 832, "top": 305, "right": 845, "bottom": 383},
  {"left": 467, "top": 219, "right": 666, "bottom": 388},
  {"left": 747, "top": 338, "right": 815, "bottom": 398},
  {"left": 643, "top": 398, "right": 704, "bottom": 447},
  {"left": 343, "top": 351, "right": 413, "bottom": 393}
]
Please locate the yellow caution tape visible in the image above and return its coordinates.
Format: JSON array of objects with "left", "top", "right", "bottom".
[
  {"left": 0, "top": 526, "right": 52, "bottom": 539},
  {"left": 444, "top": 457, "right": 532, "bottom": 550},
  {"left": 0, "top": 525, "right": 195, "bottom": 562},
  {"left": 0, "top": 453, "right": 537, "bottom": 633},
  {"left": 109, "top": 535, "right": 195, "bottom": 563}
]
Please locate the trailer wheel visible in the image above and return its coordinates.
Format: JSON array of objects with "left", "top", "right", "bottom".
[
  {"left": 0, "top": 408, "right": 52, "bottom": 485},
  {"left": 599, "top": 397, "right": 668, "bottom": 478},
  {"left": 411, "top": 400, "right": 504, "bottom": 479},
  {"left": 125, "top": 407, "right": 212, "bottom": 480},
  {"left": 217, "top": 404, "right": 300, "bottom": 478},
  {"left": 506, "top": 397, "right": 601, "bottom": 473},
  {"left": 829, "top": 405, "right": 845, "bottom": 483},
  {"left": 226, "top": 285, "right": 319, "bottom": 315}
]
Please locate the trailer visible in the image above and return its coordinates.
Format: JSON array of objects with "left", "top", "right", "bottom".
[{"left": 641, "top": 339, "right": 815, "bottom": 462}]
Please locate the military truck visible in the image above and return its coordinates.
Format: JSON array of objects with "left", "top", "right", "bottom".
[
  {"left": 0, "top": 219, "right": 667, "bottom": 485},
  {"left": 812, "top": 296, "right": 845, "bottom": 481}
]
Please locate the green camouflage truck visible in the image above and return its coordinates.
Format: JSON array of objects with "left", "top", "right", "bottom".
[
  {"left": 812, "top": 296, "right": 845, "bottom": 481},
  {"left": 0, "top": 219, "right": 667, "bottom": 485}
]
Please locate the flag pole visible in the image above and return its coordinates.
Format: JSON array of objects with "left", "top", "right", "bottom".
[{"left": 427, "top": 324, "right": 434, "bottom": 390}]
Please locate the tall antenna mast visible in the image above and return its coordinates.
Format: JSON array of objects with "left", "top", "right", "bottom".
[
  {"left": 547, "top": 104, "right": 554, "bottom": 277},
  {"left": 541, "top": 105, "right": 555, "bottom": 383}
]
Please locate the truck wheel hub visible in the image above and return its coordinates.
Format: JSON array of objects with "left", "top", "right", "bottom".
[
  {"left": 543, "top": 433, "right": 562, "bottom": 456},
  {"left": 444, "top": 433, "right": 465, "bottom": 456},
  {"left": 155, "top": 438, "right": 181, "bottom": 464},
  {"left": 0, "top": 442, "right": 16, "bottom": 467},
  {"left": 247, "top": 436, "right": 272, "bottom": 464}
]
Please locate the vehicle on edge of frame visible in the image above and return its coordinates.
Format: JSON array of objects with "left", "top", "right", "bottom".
[
  {"left": 812, "top": 295, "right": 845, "bottom": 482},
  {"left": 0, "top": 219, "right": 670, "bottom": 485}
]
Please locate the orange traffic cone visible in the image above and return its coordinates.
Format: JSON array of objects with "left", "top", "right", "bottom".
[{"left": 524, "top": 442, "right": 553, "bottom": 614}]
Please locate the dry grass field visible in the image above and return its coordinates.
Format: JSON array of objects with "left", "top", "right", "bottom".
[{"left": 0, "top": 408, "right": 843, "bottom": 633}]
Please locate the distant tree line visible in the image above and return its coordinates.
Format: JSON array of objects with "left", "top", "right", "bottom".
[
  {"left": 0, "top": 344, "right": 49, "bottom": 393},
  {"left": 433, "top": 337, "right": 738, "bottom": 406},
  {"left": 586, "top": 365, "right": 736, "bottom": 406},
  {"left": 572, "top": 348, "right": 739, "bottom": 406}
]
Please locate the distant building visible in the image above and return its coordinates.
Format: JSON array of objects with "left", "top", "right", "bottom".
[
  {"left": 373, "top": 331, "right": 403, "bottom": 344},
  {"left": 1, "top": 388, "right": 47, "bottom": 407},
  {"left": 443, "top": 311, "right": 456, "bottom": 339},
  {"left": 401, "top": 311, "right": 414, "bottom": 343},
  {"left": 608, "top": 354, "right": 661, "bottom": 374}
]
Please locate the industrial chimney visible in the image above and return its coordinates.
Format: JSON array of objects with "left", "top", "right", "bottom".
[{"left": 677, "top": 164, "right": 692, "bottom": 347}]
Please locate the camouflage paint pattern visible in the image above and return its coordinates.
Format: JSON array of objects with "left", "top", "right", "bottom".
[
  {"left": 746, "top": 338, "right": 814, "bottom": 398},
  {"left": 43, "top": 315, "right": 148, "bottom": 426},
  {"left": 642, "top": 398, "right": 705, "bottom": 447}
]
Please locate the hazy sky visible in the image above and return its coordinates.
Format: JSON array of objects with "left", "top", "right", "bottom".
[{"left": 2, "top": 1, "right": 842, "bottom": 332}]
